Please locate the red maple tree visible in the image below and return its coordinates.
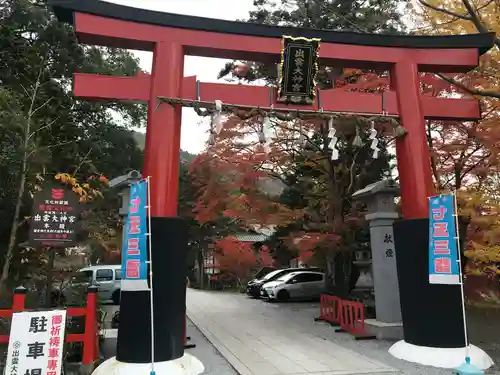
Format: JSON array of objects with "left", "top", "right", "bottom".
[
  {"left": 214, "top": 236, "right": 274, "bottom": 285},
  {"left": 190, "top": 67, "right": 393, "bottom": 292},
  {"left": 420, "top": 73, "right": 500, "bottom": 191},
  {"left": 189, "top": 115, "right": 304, "bottom": 227}
]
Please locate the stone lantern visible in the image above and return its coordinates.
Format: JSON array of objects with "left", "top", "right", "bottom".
[
  {"left": 108, "top": 170, "right": 142, "bottom": 217},
  {"left": 352, "top": 178, "right": 403, "bottom": 339}
]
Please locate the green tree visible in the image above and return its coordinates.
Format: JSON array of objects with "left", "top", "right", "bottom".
[
  {"left": 0, "top": 0, "right": 145, "bottom": 289},
  {"left": 249, "top": 0, "right": 405, "bottom": 32}
]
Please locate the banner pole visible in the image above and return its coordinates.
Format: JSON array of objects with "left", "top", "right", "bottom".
[
  {"left": 146, "top": 176, "right": 155, "bottom": 375},
  {"left": 452, "top": 192, "right": 469, "bottom": 358}
]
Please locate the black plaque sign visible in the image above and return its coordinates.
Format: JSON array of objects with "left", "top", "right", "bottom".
[
  {"left": 28, "top": 184, "right": 80, "bottom": 248},
  {"left": 277, "top": 35, "right": 321, "bottom": 105}
]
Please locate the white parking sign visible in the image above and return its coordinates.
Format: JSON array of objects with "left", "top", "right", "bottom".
[{"left": 5, "top": 310, "right": 66, "bottom": 375}]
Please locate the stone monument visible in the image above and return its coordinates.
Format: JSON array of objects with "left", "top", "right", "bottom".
[{"left": 352, "top": 178, "right": 403, "bottom": 339}]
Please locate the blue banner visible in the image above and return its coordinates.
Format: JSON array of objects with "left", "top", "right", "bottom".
[
  {"left": 428, "top": 194, "right": 460, "bottom": 285},
  {"left": 121, "top": 180, "right": 149, "bottom": 291}
]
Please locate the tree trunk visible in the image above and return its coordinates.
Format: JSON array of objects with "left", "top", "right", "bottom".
[
  {"left": 197, "top": 249, "right": 205, "bottom": 289},
  {"left": 0, "top": 64, "right": 43, "bottom": 290},
  {"left": 45, "top": 247, "right": 56, "bottom": 308},
  {"left": 458, "top": 216, "right": 471, "bottom": 274},
  {"left": 0, "top": 161, "right": 28, "bottom": 289}
]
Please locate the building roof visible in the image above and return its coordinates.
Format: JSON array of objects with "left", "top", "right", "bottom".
[
  {"left": 51, "top": 0, "right": 495, "bottom": 55},
  {"left": 235, "top": 233, "right": 269, "bottom": 243}
]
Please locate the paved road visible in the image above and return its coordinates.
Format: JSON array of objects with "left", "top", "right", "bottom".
[
  {"left": 187, "top": 318, "right": 239, "bottom": 375},
  {"left": 187, "top": 289, "right": 402, "bottom": 375},
  {"left": 101, "top": 305, "right": 237, "bottom": 375},
  {"left": 102, "top": 291, "right": 472, "bottom": 374}
]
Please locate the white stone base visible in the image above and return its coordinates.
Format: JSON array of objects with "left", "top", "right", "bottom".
[
  {"left": 364, "top": 319, "right": 403, "bottom": 340},
  {"left": 91, "top": 353, "right": 205, "bottom": 375},
  {"left": 389, "top": 340, "right": 494, "bottom": 370}
]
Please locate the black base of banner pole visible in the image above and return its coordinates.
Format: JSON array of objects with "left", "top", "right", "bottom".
[
  {"left": 393, "top": 218, "right": 464, "bottom": 348},
  {"left": 116, "top": 216, "right": 188, "bottom": 363}
]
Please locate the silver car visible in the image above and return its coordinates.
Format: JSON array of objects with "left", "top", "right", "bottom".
[
  {"left": 262, "top": 271, "right": 324, "bottom": 302},
  {"left": 64, "top": 265, "right": 122, "bottom": 305}
]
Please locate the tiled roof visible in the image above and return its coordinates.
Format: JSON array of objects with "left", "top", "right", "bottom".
[{"left": 234, "top": 233, "right": 269, "bottom": 242}]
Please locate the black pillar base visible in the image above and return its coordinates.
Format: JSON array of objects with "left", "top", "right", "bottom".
[
  {"left": 116, "top": 217, "right": 188, "bottom": 363},
  {"left": 394, "top": 218, "right": 465, "bottom": 348}
]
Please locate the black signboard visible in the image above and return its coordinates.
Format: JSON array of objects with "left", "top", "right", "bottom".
[
  {"left": 28, "top": 184, "right": 80, "bottom": 248},
  {"left": 277, "top": 35, "right": 321, "bottom": 105}
]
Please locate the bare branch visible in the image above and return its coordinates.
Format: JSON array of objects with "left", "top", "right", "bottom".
[
  {"left": 28, "top": 116, "right": 60, "bottom": 140},
  {"left": 461, "top": 0, "right": 491, "bottom": 33},
  {"left": 73, "top": 148, "right": 93, "bottom": 176},
  {"left": 256, "top": 165, "right": 290, "bottom": 186},
  {"left": 460, "top": 152, "right": 491, "bottom": 180},
  {"left": 420, "top": 0, "right": 500, "bottom": 49},
  {"left": 426, "top": 120, "right": 443, "bottom": 190},
  {"left": 418, "top": 0, "right": 472, "bottom": 19},
  {"left": 27, "top": 140, "right": 74, "bottom": 159},
  {"left": 476, "top": 0, "right": 496, "bottom": 12},
  {"left": 346, "top": 150, "right": 360, "bottom": 193},
  {"left": 30, "top": 97, "right": 53, "bottom": 117},
  {"left": 19, "top": 84, "right": 31, "bottom": 98},
  {"left": 436, "top": 73, "right": 500, "bottom": 99}
]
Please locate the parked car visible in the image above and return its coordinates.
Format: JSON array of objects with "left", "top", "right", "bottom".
[
  {"left": 261, "top": 271, "right": 325, "bottom": 302},
  {"left": 252, "top": 266, "right": 276, "bottom": 280},
  {"left": 246, "top": 267, "right": 321, "bottom": 298},
  {"left": 64, "top": 264, "right": 122, "bottom": 305}
]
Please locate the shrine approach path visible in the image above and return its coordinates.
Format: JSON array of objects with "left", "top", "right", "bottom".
[{"left": 187, "top": 289, "right": 403, "bottom": 375}]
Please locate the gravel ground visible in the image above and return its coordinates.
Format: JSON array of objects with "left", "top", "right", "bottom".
[
  {"left": 98, "top": 307, "right": 238, "bottom": 375},
  {"left": 266, "top": 298, "right": 500, "bottom": 375},
  {"left": 1, "top": 300, "right": 497, "bottom": 375},
  {"left": 0, "top": 311, "right": 237, "bottom": 375},
  {"left": 187, "top": 318, "right": 239, "bottom": 375},
  {"left": 467, "top": 306, "right": 500, "bottom": 373}
]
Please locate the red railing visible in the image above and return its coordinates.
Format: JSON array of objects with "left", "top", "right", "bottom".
[
  {"left": 316, "top": 294, "right": 376, "bottom": 340},
  {"left": 0, "top": 286, "right": 99, "bottom": 364}
]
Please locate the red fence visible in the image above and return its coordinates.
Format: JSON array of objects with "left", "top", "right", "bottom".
[
  {"left": 0, "top": 286, "right": 99, "bottom": 364},
  {"left": 315, "top": 294, "right": 342, "bottom": 325},
  {"left": 315, "top": 294, "right": 376, "bottom": 340}
]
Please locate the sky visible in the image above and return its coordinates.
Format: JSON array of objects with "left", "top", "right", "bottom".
[
  {"left": 105, "top": 0, "right": 255, "bottom": 154},
  {"left": 103, "top": 0, "right": 411, "bottom": 157}
]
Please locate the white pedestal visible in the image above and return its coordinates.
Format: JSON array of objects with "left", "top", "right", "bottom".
[
  {"left": 389, "top": 340, "right": 494, "bottom": 370},
  {"left": 91, "top": 353, "right": 205, "bottom": 375},
  {"left": 364, "top": 319, "right": 403, "bottom": 340}
]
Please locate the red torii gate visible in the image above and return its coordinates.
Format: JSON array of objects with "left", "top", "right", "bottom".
[
  {"left": 51, "top": 0, "right": 494, "bottom": 369},
  {"left": 74, "top": 71, "right": 484, "bottom": 217},
  {"left": 52, "top": 0, "right": 493, "bottom": 221}
]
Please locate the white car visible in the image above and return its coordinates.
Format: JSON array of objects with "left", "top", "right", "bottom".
[
  {"left": 262, "top": 271, "right": 325, "bottom": 302},
  {"left": 63, "top": 265, "right": 122, "bottom": 305}
]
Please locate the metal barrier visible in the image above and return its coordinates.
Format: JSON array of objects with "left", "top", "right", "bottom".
[
  {"left": 0, "top": 286, "right": 99, "bottom": 364},
  {"left": 315, "top": 294, "right": 375, "bottom": 340}
]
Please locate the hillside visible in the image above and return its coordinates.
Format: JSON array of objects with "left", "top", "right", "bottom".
[{"left": 132, "top": 131, "right": 196, "bottom": 163}]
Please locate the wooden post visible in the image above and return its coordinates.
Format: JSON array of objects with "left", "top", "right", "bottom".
[
  {"left": 82, "top": 286, "right": 98, "bottom": 365},
  {"left": 12, "top": 286, "right": 27, "bottom": 312}
]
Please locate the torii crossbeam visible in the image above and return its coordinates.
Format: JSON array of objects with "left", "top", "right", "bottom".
[
  {"left": 51, "top": 0, "right": 495, "bottom": 373},
  {"left": 52, "top": 0, "right": 494, "bottom": 220}
]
